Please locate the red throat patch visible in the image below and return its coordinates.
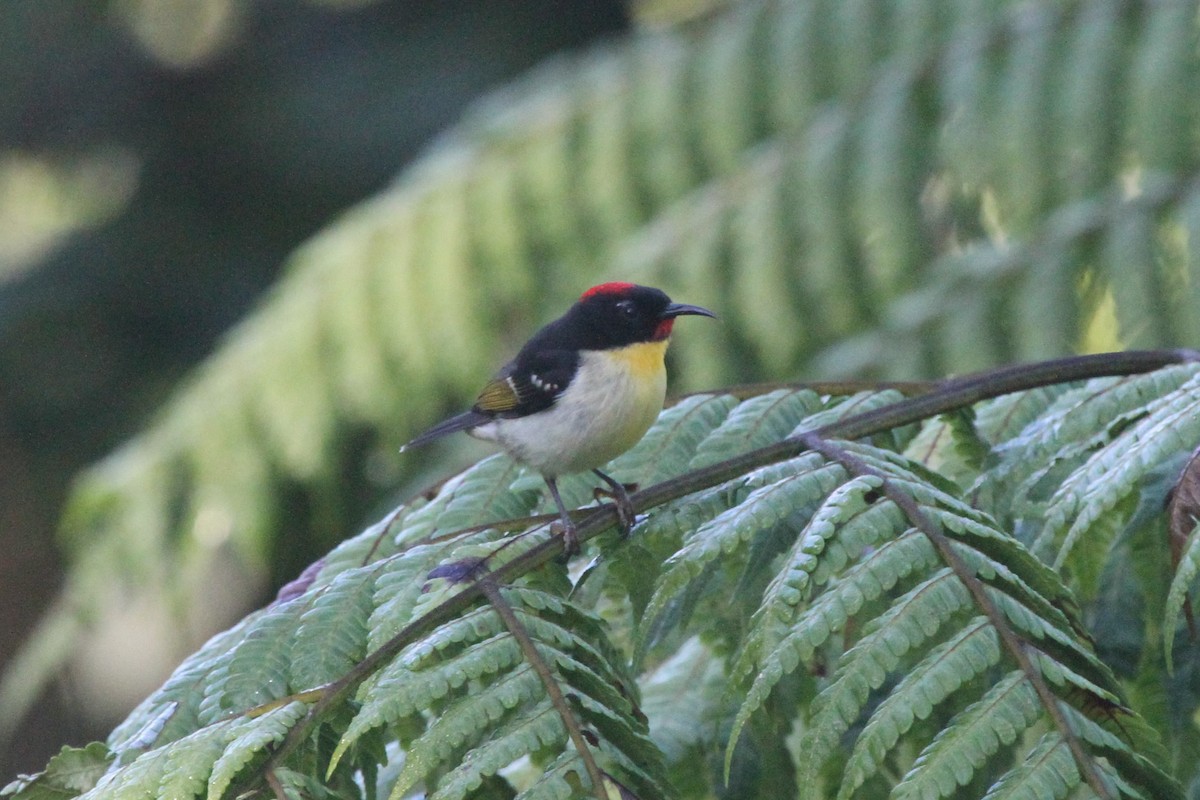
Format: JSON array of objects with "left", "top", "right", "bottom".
[
  {"left": 652, "top": 318, "right": 675, "bottom": 340},
  {"left": 581, "top": 281, "right": 637, "bottom": 301}
]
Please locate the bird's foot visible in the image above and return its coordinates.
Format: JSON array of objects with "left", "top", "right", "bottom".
[
  {"left": 550, "top": 518, "right": 581, "bottom": 557},
  {"left": 544, "top": 476, "right": 582, "bottom": 557},
  {"left": 593, "top": 471, "right": 639, "bottom": 536}
]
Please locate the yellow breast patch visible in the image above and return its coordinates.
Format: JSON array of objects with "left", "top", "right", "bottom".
[{"left": 608, "top": 340, "right": 669, "bottom": 378}]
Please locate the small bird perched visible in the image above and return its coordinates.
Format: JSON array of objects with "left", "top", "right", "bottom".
[{"left": 403, "top": 282, "right": 715, "bottom": 553}]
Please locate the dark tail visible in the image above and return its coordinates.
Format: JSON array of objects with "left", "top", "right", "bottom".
[{"left": 401, "top": 410, "right": 490, "bottom": 451}]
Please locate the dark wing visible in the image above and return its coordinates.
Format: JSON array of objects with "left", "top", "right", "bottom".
[{"left": 473, "top": 349, "right": 579, "bottom": 419}]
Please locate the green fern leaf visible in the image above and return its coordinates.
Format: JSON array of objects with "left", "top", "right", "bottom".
[
  {"left": 394, "top": 605, "right": 508, "bottom": 672},
  {"left": 791, "top": 572, "right": 975, "bottom": 800},
  {"left": 342, "top": 587, "right": 642, "bottom": 778},
  {"left": 783, "top": 473, "right": 885, "bottom": 589},
  {"left": 798, "top": 389, "right": 911, "bottom": 434},
  {"left": 397, "top": 455, "right": 531, "bottom": 544},
  {"left": 85, "top": 740, "right": 171, "bottom": 799},
  {"left": 986, "top": 592, "right": 1120, "bottom": 701},
  {"left": 105, "top": 620, "right": 251, "bottom": 756},
  {"left": 982, "top": 367, "right": 1196, "bottom": 512},
  {"left": 902, "top": 412, "right": 981, "bottom": 488},
  {"left": 508, "top": 751, "right": 579, "bottom": 800},
  {"left": 332, "top": 632, "right": 521, "bottom": 772},
  {"left": 929, "top": 508, "right": 1082, "bottom": 633},
  {"left": 155, "top": 725, "right": 231, "bottom": 800},
  {"left": 805, "top": 494, "right": 909, "bottom": 586},
  {"left": 1038, "top": 371, "right": 1200, "bottom": 593},
  {"left": 407, "top": 531, "right": 539, "bottom": 625},
  {"left": 978, "top": 732, "right": 1079, "bottom": 800},
  {"left": 1026, "top": 649, "right": 1121, "bottom": 707},
  {"left": 0, "top": 742, "right": 112, "bottom": 799},
  {"left": 391, "top": 666, "right": 544, "bottom": 798},
  {"left": 733, "top": 472, "right": 890, "bottom": 660},
  {"left": 1164, "top": 519, "right": 1200, "bottom": 671},
  {"left": 891, "top": 671, "right": 1040, "bottom": 800},
  {"left": 973, "top": 386, "right": 1071, "bottom": 446},
  {"left": 418, "top": 698, "right": 560, "bottom": 800},
  {"left": 316, "top": 514, "right": 397, "bottom": 579},
  {"left": 613, "top": 472, "right": 743, "bottom": 560},
  {"left": 565, "top": 687, "right": 673, "bottom": 800},
  {"left": 512, "top": 590, "right": 638, "bottom": 692},
  {"left": 637, "top": 455, "right": 846, "bottom": 657},
  {"left": 688, "top": 389, "right": 824, "bottom": 469},
  {"left": 197, "top": 603, "right": 303, "bottom": 724},
  {"left": 836, "top": 617, "right": 1001, "bottom": 800},
  {"left": 640, "top": 637, "right": 724, "bottom": 765},
  {"left": 1066, "top": 710, "right": 1181, "bottom": 800},
  {"left": 730, "top": 529, "right": 937, "bottom": 691},
  {"left": 87, "top": 718, "right": 243, "bottom": 800},
  {"left": 206, "top": 701, "right": 309, "bottom": 800},
  {"left": 366, "top": 541, "right": 451, "bottom": 651},
  {"left": 290, "top": 565, "right": 378, "bottom": 690},
  {"left": 728, "top": 484, "right": 915, "bottom": 688}
]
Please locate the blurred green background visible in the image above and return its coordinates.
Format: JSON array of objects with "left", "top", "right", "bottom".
[{"left": 0, "top": 0, "right": 627, "bottom": 775}]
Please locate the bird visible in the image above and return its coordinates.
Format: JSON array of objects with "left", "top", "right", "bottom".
[{"left": 403, "top": 282, "right": 715, "bottom": 553}]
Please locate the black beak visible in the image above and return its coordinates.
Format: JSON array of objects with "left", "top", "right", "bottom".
[{"left": 662, "top": 302, "right": 717, "bottom": 319}]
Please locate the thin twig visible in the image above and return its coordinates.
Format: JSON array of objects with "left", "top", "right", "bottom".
[{"left": 265, "top": 766, "right": 286, "bottom": 800}]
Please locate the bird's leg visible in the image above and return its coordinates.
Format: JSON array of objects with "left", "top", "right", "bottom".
[
  {"left": 543, "top": 476, "right": 580, "bottom": 556},
  {"left": 592, "top": 469, "right": 637, "bottom": 535}
]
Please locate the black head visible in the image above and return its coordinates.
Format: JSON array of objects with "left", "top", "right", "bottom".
[{"left": 552, "top": 282, "right": 716, "bottom": 351}]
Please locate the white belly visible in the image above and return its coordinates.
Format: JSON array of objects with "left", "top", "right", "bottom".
[{"left": 472, "top": 345, "right": 667, "bottom": 477}]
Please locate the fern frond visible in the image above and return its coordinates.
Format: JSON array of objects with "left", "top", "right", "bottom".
[
  {"left": 397, "top": 455, "right": 532, "bottom": 544},
  {"left": 639, "top": 637, "right": 724, "bottom": 766},
  {"left": 978, "top": 732, "right": 1080, "bottom": 800},
  {"left": 636, "top": 455, "right": 846, "bottom": 658},
  {"left": 890, "top": 671, "right": 1040, "bottom": 800},
  {"left": 366, "top": 542, "right": 451, "bottom": 650},
  {"left": 423, "top": 699, "right": 561, "bottom": 800},
  {"left": 0, "top": 742, "right": 112, "bottom": 798},
  {"left": 84, "top": 710, "right": 287, "bottom": 800},
  {"left": 105, "top": 623, "right": 245, "bottom": 756},
  {"left": 729, "top": 528, "right": 936, "bottom": 690},
  {"left": 836, "top": 617, "right": 1002, "bottom": 800},
  {"left": 1164, "top": 519, "right": 1200, "bottom": 671},
  {"left": 389, "top": 666, "right": 544, "bottom": 798},
  {"left": 197, "top": 602, "right": 304, "bottom": 724},
  {"left": 206, "top": 701, "right": 309, "bottom": 800},
  {"left": 393, "top": 626, "right": 663, "bottom": 798},
  {"left": 290, "top": 565, "right": 379, "bottom": 690},
  {"left": 688, "top": 389, "right": 824, "bottom": 469},
  {"left": 16, "top": 360, "right": 1200, "bottom": 798},
  {"left": 333, "top": 631, "right": 519, "bottom": 772},
  {"left": 789, "top": 574, "right": 978, "bottom": 799},
  {"left": 981, "top": 364, "right": 1196, "bottom": 524},
  {"left": 1037, "top": 371, "right": 1200, "bottom": 597}
]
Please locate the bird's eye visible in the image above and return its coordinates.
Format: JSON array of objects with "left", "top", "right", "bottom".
[{"left": 616, "top": 300, "right": 637, "bottom": 318}]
